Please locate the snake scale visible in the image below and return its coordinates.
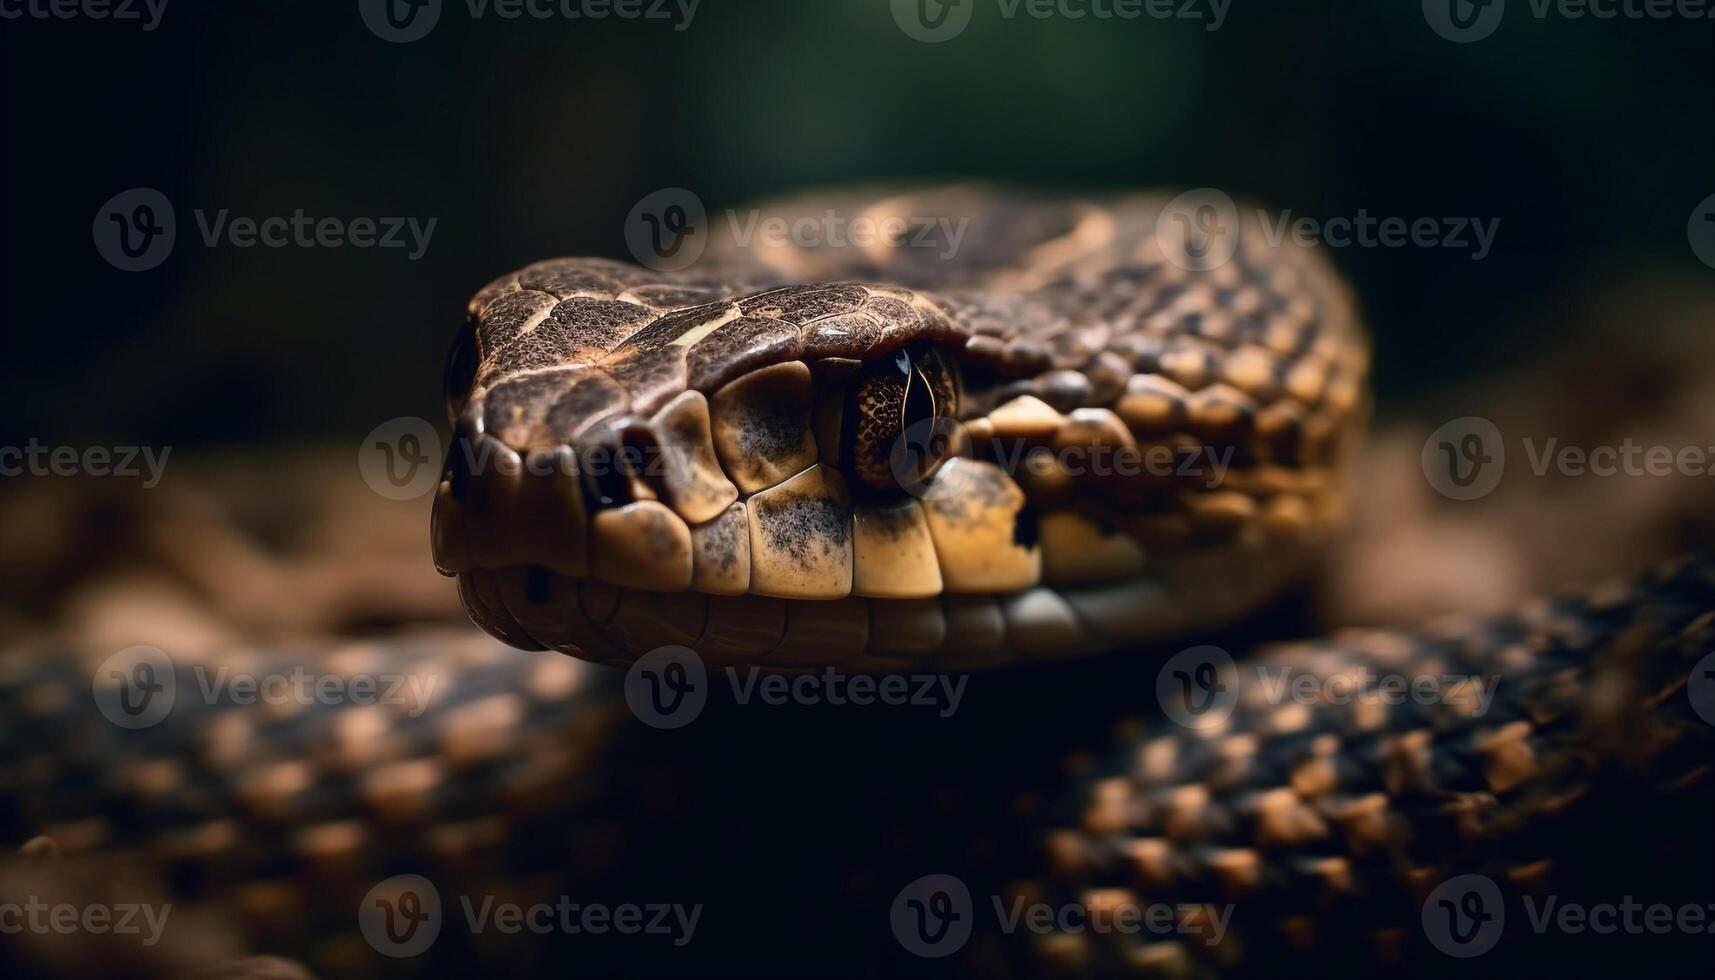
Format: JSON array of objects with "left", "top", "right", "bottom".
[{"left": 2, "top": 188, "right": 1712, "bottom": 978}]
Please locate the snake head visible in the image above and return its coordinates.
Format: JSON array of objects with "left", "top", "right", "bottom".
[{"left": 431, "top": 192, "right": 1368, "bottom": 668}]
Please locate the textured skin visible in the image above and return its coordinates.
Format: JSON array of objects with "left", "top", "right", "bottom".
[
  {"left": 436, "top": 190, "right": 1370, "bottom": 666},
  {"left": 1018, "top": 556, "right": 1715, "bottom": 976},
  {"left": 4, "top": 190, "right": 1712, "bottom": 979}
]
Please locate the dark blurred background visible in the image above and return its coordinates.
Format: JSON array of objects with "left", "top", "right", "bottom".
[{"left": 2, "top": 0, "right": 1712, "bottom": 454}]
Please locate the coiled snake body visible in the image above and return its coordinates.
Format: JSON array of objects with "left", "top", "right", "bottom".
[{"left": 2, "top": 188, "right": 1711, "bottom": 978}]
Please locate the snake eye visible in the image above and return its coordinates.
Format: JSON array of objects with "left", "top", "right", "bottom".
[{"left": 845, "top": 344, "right": 960, "bottom": 493}]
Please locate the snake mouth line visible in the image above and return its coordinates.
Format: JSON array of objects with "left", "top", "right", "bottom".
[{"left": 455, "top": 542, "right": 1321, "bottom": 670}]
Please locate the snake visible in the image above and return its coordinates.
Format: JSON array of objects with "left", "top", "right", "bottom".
[{"left": 2, "top": 187, "right": 1711, "bottom": 979}]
